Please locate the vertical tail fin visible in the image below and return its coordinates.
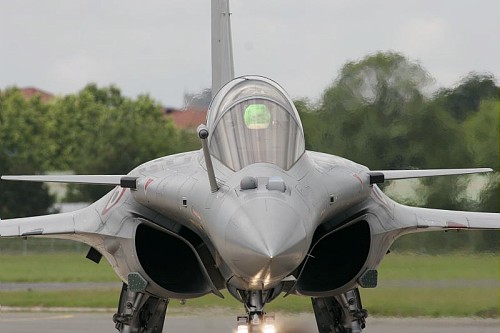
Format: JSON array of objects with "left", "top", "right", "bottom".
[{"left": 211, "top": 0, "right": 235, "bottom": 95}]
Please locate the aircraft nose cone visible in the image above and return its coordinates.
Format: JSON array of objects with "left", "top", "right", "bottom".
[{"left": 224, "top": 198, "right": 309, "bottom": 285}]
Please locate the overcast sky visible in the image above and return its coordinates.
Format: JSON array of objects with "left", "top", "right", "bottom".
[{"left": 1, "top": 0, "right": 499, "bottom": 107}]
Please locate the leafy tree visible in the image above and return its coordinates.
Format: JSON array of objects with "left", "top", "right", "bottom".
[
  {"left": 295, "top": 99, "right": 321, "bottom": 151},
  {"left": 1, "top": 84, "right": 201, "bottom": 212},
  {"left": 434, "top": 73, "right": 499, "bottom": 121},
  {"left": 0, "top": 88, "right": 54, "bottom": 218},
  {"left": 315, "top": 51, "right": 468, "bottom": 171},
  {"left": 47, "top": 84, "right": 184, "bottom": 202},
  {"left": 300, "top": 52, "right": 498, "bottom": 253},
  {"left": 322, "top": 52, "right": 432, "bottom": 117},
  {"left": 463, "top": 99, "right": 499, "bottom": 170}
]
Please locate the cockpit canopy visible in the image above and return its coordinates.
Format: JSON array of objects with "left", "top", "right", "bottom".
[{"left": 207, "top": 76, "right": 305, "bottom": 171}]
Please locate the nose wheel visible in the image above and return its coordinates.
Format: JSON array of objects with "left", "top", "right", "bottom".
[
  {"left": 237, "top": 313, "right": 275, "bottom": 333},
  {"left": 236, "top": 290, "right": 277, "bottom": 333}
]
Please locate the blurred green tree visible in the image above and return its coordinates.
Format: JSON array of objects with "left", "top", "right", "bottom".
[
  {"left": 0, "top": 88, "right": 54, "bottom": 218},
  {"left": 299, "top": 53, "right": 498, "bottom": 252},
  {"left": 316, "top": 51, "right": 469, "bottom": 170},
  {"left": 47, "top": 84, "right": 184, "bottom": 202},
  {"left": 434, "top": 73, "right": 499, "bottom": 121}
]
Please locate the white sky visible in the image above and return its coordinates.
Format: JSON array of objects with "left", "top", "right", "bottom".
[{"left": 1, "top": 0, "right": 499, "bottom": 107}]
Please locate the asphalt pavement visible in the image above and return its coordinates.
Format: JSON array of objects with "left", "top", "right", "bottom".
[{"left": 0, "top": 312, "right": 498, "bottom": 333}]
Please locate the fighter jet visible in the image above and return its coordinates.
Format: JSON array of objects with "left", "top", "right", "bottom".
[{"left": 1, "top": 1, "right": 499, "bottom": 333}]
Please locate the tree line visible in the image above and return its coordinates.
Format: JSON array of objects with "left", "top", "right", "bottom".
[
  {"left": 0, "top": 84, "right": 200, "bottom": 218},
  {"left": 296, "top": 52, "right": 499, "bottom": 252},
  {"left": 0, "top": 51, "right": 498, "bottom": 252}
]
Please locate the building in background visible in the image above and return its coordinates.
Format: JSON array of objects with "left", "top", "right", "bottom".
[{"left": 20, "top": 87, "right": 54, "bottom": 103}]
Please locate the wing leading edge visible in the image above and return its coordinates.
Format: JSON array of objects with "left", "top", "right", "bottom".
[
  {"left": 0, "top": 212, "right": 76, "bottom": 237},
  {"left": 1, "top": 175, "right": 138, "bottom": 189},
  {"left": 394, "top": 203, "right": 500, "bottom": 231},
  {"left": 368, "top": 168, "right": 492, "bottom": 184}
]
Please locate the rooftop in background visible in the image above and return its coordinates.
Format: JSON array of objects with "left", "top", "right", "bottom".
[
  {"left": 164, "top": 107, "right": 207, "bottom": 129},
  {"left": 20, "top": 87, "right": 54, "bottom": 103},
  {"left": 18, "top": 86, "right": 208, "bottom": 129}
]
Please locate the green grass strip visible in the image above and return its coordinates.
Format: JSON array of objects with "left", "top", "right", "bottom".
[
  {"left": 0, "top": 289, "right": 120, "bottom": 308},
  {"left": 361, "top": 287, "right": 498, "bottom": 318},
  {"left": 0, "top": 253, "right": 119, "bottom": 282},
  {"left": 377, "top": 252, "right": 499, "bottom": 280},
  {"left": 0, "top": 253, "right": 497, "bottom": 317}
]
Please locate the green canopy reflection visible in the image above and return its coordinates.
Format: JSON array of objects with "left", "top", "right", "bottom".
[{"left": 244, "top": 104, "right": 271, "bottom": 129}]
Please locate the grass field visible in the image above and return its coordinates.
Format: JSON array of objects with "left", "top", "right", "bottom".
[
  {"left": 0, "top": 253, "right": 118, "bottom": 282},
  {"left": 0, "top": 252, "right": 497, "bottom": 317}
]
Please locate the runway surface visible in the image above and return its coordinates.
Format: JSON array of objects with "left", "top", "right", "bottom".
[
  {"left": 0, "top": 279, "right": 497, "bottom": 291},
  {"left": 0, "top": 312, "right": 498, "bottom": 333}
]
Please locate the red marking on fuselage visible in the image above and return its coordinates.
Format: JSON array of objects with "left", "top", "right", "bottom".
[
  {"left": 145, "top": 178, "right": 154, "bottom": 191},
  {"left": 446, "top": 221, "right": 468, "bottom": 229},
  {"left": 372, "top": 187, "right": 391, "bottom": 211},
  {"left": 372, "top": 187, "right": 384, "bottom": 202},
  {"left": 102, "top": 187, "right": 127, "bottom": 215},
  {"left": 353, "top": 173, "right": 364, "bottom": 186}
]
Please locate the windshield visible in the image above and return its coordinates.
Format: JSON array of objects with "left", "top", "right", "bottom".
[{"left": 208, "top": 76, "right": 305, "bottom": 171}]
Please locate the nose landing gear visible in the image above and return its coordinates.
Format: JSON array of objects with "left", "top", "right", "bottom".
[
  {"left": 237, "top": 314, "right": 275, "bottom": 333},
  {"left": 236, "top": 290, "right": 277, "bottom": 333}
]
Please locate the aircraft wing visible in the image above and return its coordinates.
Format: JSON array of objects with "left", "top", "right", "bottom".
[
  {"left": 395, "top": 204, "right": 500, "bottom": 231},
  {"left": 0, "top": 174, "right": 134, "bottom": 239},
  {"left": 368, "top": 168, "right": 492, "bottom": 183},
  {"left": 0, "top": 175, "right": 113, "bottom": 238},
  {"left": 0, "top": 212, "right": 76, "bottom": 237}
]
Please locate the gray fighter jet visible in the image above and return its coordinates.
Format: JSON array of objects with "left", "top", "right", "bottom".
[{"left": 1, "top": 1, "right": 499, "bottom": 333}]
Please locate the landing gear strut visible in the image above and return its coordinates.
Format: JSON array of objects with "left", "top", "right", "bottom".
[
  {"left": 236, "top": 290, "right": 276, "bottom": 333},
  {"left": 113, "top": 283, "right": 169, "bottom": 333},
  {"left": 312, "top": 288, "right": 368, "bottom": 333}
]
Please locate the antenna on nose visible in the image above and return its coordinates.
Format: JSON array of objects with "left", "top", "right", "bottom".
[{"left": 197, "top": 124, "right": 219, "bottom": 193}]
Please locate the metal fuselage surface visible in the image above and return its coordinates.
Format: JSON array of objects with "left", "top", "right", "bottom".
[
  {"left": 90, "top": 147, "right": 376, "bottom": 299},
  {"left": 74, "top": 76, "right": 386, "bottom": 301},
  {"left": 130, "top": 148, "right": 373, "bottom": 289}
]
